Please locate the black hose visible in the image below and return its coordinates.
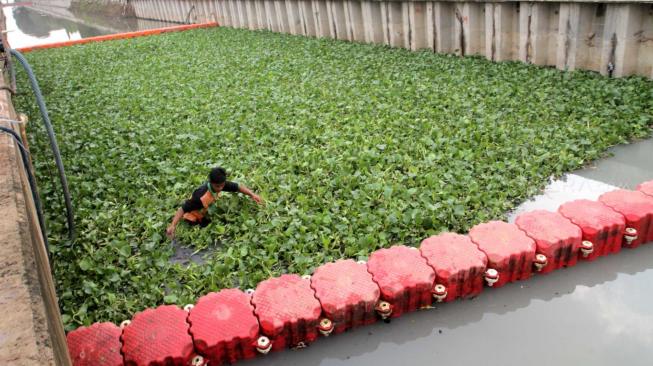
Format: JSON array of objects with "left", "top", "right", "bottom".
[
  {"left": 10, "top": 49, "right": 75, "bottom": 241},
  {"left": 0, "top": 125, "right": 50, "bottom": 258}
]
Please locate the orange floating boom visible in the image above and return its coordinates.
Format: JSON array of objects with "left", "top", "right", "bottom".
[{"left": 15, "top": 22, "right": 219, "bottom": 53}]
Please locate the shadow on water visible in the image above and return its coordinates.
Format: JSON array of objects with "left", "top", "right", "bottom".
[
  {"left": 244, "top": 243, "right": 653, "bottom": 366},
  {"left": 169, "top": 238, "right": 210, "bottom": 266}
]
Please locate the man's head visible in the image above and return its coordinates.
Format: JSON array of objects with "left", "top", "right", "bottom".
[{"left": 208, "top": 167, "right": 227, "bottom": 192}]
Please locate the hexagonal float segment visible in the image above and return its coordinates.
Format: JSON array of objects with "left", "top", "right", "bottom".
[
  {"left": 122, "top": 305, "right": 199, "bottom": 366},
  {"left": 558, "top": 199, "right": 626, "bottom": 260},
  {"left": 366, "top": 245, "right": 435, "bottom": 318},
  {"left": 66, "top": 322, "right": 123, "bottom": 366},
  {"left": 251, "top": 274, "right": 322, "bottom": 351},
  {"left": 419, "top": 233, "right": 487, "bottom": 301},
  {"left": 599, "top": 189, "right": 653, "bottom": 248},
  {"left": 515, "top": 210, "right": 583, "bottom": 273},
  {"left": 187, "top": 289, "right": 262, "bottom": 364},
  {"left": 310, "top": 259, "right": 380, "bottom": 334},
  {"left": 468, "top": 221, "right": 536, "bottom": 288}
]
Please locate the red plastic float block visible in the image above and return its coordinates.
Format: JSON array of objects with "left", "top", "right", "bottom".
[
  {"left": 558, "top": 199, "right": 626, "bottom": 260},
  {"left": 188, "top": 289, "right": 262, "bottom": 365},
  {"left": 366, "top": 245, "right": 435, "bottom": 318},
  {"left": 122, "top": 304, "right": 201, "bottom": 366},
  {"left": 515, "top": 210, "right": 583, "bottom": 273},
  {"left": 636, "top": 180, "right": 653, "bottom": 197},
  {"left": 599, "top": 189, "right": 653, "bottom": 248},
  {"left": 419, "top": 233, "right": 488, "bottom": 302},
  {"left": 67, "top": 322, "right": 123, "bottom": 366},
  {"left": 468, "top": 221, "right": 536, "bottom": 288},
  {"left": 251, "top": 274, "right": 322, "bottom": 351},
  {"left": 310, "top": 259, "right": 380, "bottom": 334}
]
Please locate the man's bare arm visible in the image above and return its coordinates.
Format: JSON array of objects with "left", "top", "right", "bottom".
[
  {"left": 166, "top": 207, "right": 184, "bottom": 239},
  {"left": 239, "top": 184, "right": 264, "bottom": 205}
]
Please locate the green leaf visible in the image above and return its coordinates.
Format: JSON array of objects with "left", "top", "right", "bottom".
[
  {"left": 115, "top": 242, "right": 131, "bottom": 257},
  {"left": 163, "top": 294, "right": 178, "bottom": 304},
  {"left": 78, "top": 259, "right": 92, "bottom": 271}
]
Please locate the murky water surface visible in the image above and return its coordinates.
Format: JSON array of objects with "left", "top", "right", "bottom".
[{"left": 3, "top": 2, "right": 175, "bottom": 49}]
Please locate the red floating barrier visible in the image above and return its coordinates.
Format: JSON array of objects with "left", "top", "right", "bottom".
[
  {"left": 67, "top": 322, "right": 123, "bottom": 366},
  {"left": 122, "top": 304, "right": 203, "bottom": 366},
  {"left": 599, "top": 189, "right": 653, "bottom": 248},
  {"left": 637, "top": 180, "right": 653, "bottom": 197},
  {"left": 366, "top": 245, "right": 435, "bottom": 318},
  {"left": 468, "top": 221, "right": 536, "bottom": 288},
  {"left": 419, "top": 233, "right": 487, "bottom": 302},
  {"left": 558, "top": 199, "right": 626, "bottom": 260},
  {"left": 310, "top": 259, "right": 380, "bottom": 334},
  {"left": 188, "top": 289, "right": 264, "bottom": 365},
  {"left": 515, "top": 210, "right": 583, "bottom": 273},
  {"left": 251, "top": 274, "right": 322, "bottom": 351}
]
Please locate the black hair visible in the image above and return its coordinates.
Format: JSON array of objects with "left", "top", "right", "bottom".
[{"left": 208, "top": 167, "right": 227, "bottom": 184}]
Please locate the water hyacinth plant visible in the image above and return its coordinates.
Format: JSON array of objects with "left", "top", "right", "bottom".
[{"left": 14, "top": 27, "right": 652, "bottom": 330}]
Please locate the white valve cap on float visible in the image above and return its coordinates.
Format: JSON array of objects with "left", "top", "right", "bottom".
[
  {"left": 184, "top": 304, "right": 194, "bottom": 312},
  {"left": 534, "top": 254, "right": 548, "bottom": 272},
  {"left": 255, "top": 335, "right": 272, "bottom": 354},
  {"left": 120, "top": 320, "right": 131, "bottom": 329},
  {"left": 301, "top": 274, "right": 312, "bottom": 280},
  {"left": 432, "top": 284, "right": 447, "bottom": 302},
  {"left": 245, "top": 288, "right": 255, "bottom": 296},
  {"left": 624, "top": 227, "right": 638, "bottom": 245},
  {"left": 484, "top": 268, "right": 499, "bottom": 287},
  {"left": 375, "top": 300, "right": 393, "bottom": 319},
  {"left": 318, "top": 318, "right": 335, "bottom": 336},
  {"left": 190, "top": 355, "right": 205, "bottom": 366},
  {"left": 580, "top": 240, "right": 594, "bottom": 258},
  {"left": 357, "top": 260, "right": 367, "bottom": 265}
]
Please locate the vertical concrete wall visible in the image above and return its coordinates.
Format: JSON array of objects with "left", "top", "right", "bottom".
[
  {"left": 125, "top": 0, "right": 653, "bottom": 78},
  {"left": 67, "top": 0, "right": 136, "bottom": 16}
]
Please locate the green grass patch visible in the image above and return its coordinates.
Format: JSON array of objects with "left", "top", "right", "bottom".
[{"left": 14, "top": 27, "right": 652, "bottom": 330}]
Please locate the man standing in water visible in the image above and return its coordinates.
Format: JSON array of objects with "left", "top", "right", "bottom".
[{"left": 166, "top": 167, "right": 263, "bottom": 238}]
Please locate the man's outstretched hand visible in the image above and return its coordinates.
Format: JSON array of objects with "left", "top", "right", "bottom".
[
  {"left": 250, "top": 193, "right": 264, "bottom": 205},
  {"left": 166, "top": 224, "right": 176, "bottom": 239},
  {"left": 167, "top": 207, "right": 184, "bottom": 239}
]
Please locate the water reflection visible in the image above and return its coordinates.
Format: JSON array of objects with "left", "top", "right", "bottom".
[
  {"left": 4, "top": 5, "right": 177, "bottom": 49},
  {"left": 12, "top": 6, "right": 105, "bottom": 39}
]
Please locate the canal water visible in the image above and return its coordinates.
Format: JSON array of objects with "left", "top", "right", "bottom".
[{"left": 3, "top": 2, "right": 177, "bottom": 49}]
